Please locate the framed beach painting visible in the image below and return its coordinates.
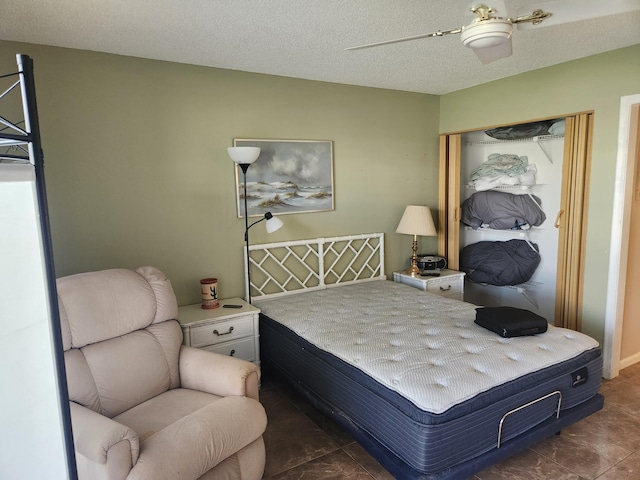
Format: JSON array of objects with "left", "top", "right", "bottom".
[{"left": 233, "top": 139, "right": 334, "bottom": 218}]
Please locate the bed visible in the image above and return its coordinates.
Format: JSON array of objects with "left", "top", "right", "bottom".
[{"left": 247, "top": 233, "right": 603, "bottom": 479}]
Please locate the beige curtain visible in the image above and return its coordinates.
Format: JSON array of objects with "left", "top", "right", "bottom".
[{"left": 554, "top": 113, "right": 593, "bottom": 330}]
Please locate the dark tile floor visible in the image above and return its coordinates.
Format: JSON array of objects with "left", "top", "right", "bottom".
[{"left": 259, "top": 362, "right": 640, "bottom": 479}]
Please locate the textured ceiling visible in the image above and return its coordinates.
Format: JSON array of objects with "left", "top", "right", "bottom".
[{"left": 1, "top": 0, "right": 639, "bottom": 94}]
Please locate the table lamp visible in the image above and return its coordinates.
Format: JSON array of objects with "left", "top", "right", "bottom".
[{"left": 395, "top": 205, "right": 437, "bottom": 277}]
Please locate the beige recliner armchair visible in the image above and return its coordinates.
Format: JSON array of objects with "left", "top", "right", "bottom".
[{"left": 57, "top": 266, "right": 267, "bottom": 480}]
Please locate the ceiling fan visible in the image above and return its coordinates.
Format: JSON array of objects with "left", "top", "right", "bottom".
[{"left": 346, "top": 0, "right": 640, "bottom": 64}]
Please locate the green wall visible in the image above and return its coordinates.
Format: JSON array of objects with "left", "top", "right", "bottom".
[
  {"left": 3, "top": 38, "right": 638, "bottom": 345},
  {"left": 0, "top": 41, "right": 440, "bottom": 305},
  {"left": 440, "top": 44, "right": 640, "bottom": 343}
]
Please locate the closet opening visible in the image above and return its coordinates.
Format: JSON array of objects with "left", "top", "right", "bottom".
[{"left": 439, "top": 113, "right": 593, "bottom": 331}]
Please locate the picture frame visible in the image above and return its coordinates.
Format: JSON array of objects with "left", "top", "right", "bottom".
[{"left": 233, "top": 139, "right": 334, "bottom": 218}]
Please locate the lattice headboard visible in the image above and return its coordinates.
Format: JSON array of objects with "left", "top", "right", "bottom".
[{"left": 245, "top": 233, "right": 385, "bottom": 301}]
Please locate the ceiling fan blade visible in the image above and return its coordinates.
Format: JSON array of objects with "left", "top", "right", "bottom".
[
  {"left": 346, "top": 28, "right": 462, "bottom": 51},
  {"left": 516, "top": 0, "right": 640, "bottom": 29},
  {"left": 472, "top": 37, "right": 513, "bottom": 64}
]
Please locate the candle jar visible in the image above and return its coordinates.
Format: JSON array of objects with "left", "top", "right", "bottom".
[{"left": 200, "top": 277, "right": 219, "bottom": 309}]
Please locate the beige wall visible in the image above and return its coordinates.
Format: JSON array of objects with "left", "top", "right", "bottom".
[
  {"left": 0, "top": 41, "right": 441, "bottom": 306},
  {"left": 440, "top": 44, "right": 640, "bottom": 344}
]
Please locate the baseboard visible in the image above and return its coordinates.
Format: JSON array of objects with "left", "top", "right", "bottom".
[{"left": 620, "top": 352, "right": 640, "bottom": 370}]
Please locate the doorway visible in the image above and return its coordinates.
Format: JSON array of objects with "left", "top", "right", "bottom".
[{"left": 604, "top": 94, "right": 640, "bottom": 379}]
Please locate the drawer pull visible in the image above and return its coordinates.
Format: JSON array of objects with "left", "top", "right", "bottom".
[
  {"left": 229, "top": 349, "right": 236, "bottom": 357},
  {"left": 213, "top": 326, "right": 234, "bottom": 336},
  {"left": 440, "top": 285, "right": 452, "bottom": 292}
]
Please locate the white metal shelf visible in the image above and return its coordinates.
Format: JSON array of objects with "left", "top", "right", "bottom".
[
  {"left": 462, "top": 226, "right": 544, "bottom": 237},
  {"left": 464, "top": 183, "right": 547, "bottom": 191},
  {"left": 465, "top": 134, "right": 564, "bottom": 164},
  {"left": 464, "top": 134, "right": 564, "bottom": 146},
  {"left": 471, "top": 280, "right": 543, "bottom": 308}
]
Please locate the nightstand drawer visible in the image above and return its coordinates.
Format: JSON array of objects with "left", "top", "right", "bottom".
[
  {"left": 393, "top": 270, "right": 465, "bottom": 301},
  {"left": 179, "top": 299, "right": 261, "bottom": 365},
  {"left": 425, "top": 277, "right": 463, "bottom": 298},
  {"left": 202, "top": 337, "right": 255, "bottom": 361},
  {"left": 190, "top": 316, "right": 254, "bottom": 348}
]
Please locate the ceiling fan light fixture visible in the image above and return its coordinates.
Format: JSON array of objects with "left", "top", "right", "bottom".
[{"left": 461, "top": 18, "right": 512, "bottom": 49}]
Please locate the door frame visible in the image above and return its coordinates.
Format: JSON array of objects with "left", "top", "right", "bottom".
[{"left": 604, "top": 93, "right": 640, "bottom": 379}]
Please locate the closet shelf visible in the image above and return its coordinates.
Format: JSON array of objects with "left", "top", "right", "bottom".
[
  {"left": 473, "top": 280, "right": 542, "bottom": 308},
  {"left": 464, "top": 134, "right": 564, "bottom": 146},
  {"left": 465, "top": 184, "right": 547, "bottom": 191},
  {"left": 462, "top": 226, "right": 544, "bottom": 237},
  {"left": 465, "top": 134, "right": 563, "bottom": 165},
  {"left": 475, "top": 280, "right": 542, "bottom": 290},
  {"left": 505, "top": 281, "right": 542, "bottom": 291}
]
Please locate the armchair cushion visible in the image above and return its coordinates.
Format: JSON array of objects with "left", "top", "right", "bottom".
[
  {"left": 67, "top": 320, "right": 183, "bottom": 417},
  {"left": 114, "top": 391, "right": 267, "bottom": 480}
]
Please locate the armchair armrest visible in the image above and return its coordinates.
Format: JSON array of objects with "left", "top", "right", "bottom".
[
  {"left": 179, "top": 345, "right": 261, "bottom": 400},
  {"left": 69, "top": 402, "right": 139, "bottom": 473}
]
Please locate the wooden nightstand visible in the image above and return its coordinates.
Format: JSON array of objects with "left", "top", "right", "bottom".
[
  {"left": 178, "top": 298, "right": 260, "bottom": 364},
  {"left": 393, "top": 269, "right": 465, "bottom": 301}
]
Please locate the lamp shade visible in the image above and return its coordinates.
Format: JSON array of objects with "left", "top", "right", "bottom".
[
  {"left": 227, "top": 146, "right": 261, "bottom": 164},
  {"left": 265, "top": 214, "right": 284, "bottom": 233},
  {"left": 396, "top": 205, "right": 437, "bottom": 237}
]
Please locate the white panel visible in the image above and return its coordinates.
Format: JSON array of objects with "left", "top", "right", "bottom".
[{"left": 0, "top": 164, "right": 69, "bottom": 479}]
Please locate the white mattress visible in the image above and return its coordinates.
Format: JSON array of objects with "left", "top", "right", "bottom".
[{"left": 255, "top": 280, "right": 599, "bottom": 414}]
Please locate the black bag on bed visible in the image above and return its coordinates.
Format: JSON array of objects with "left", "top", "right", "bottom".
[{"left": 475, "top": 306, "right": 548, "bottom": 337}]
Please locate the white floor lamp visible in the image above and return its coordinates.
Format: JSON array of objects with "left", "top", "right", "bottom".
[{"left": 228, "top": 146, "right": 284, "bottom": 303}]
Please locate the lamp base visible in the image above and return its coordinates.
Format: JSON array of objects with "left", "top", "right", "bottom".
[
  {"left": 405, "top": 265, "right": 421, "bottom": 277},
  {"left": 406, "top": 237, "right": 421, "bottom": 277}
]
